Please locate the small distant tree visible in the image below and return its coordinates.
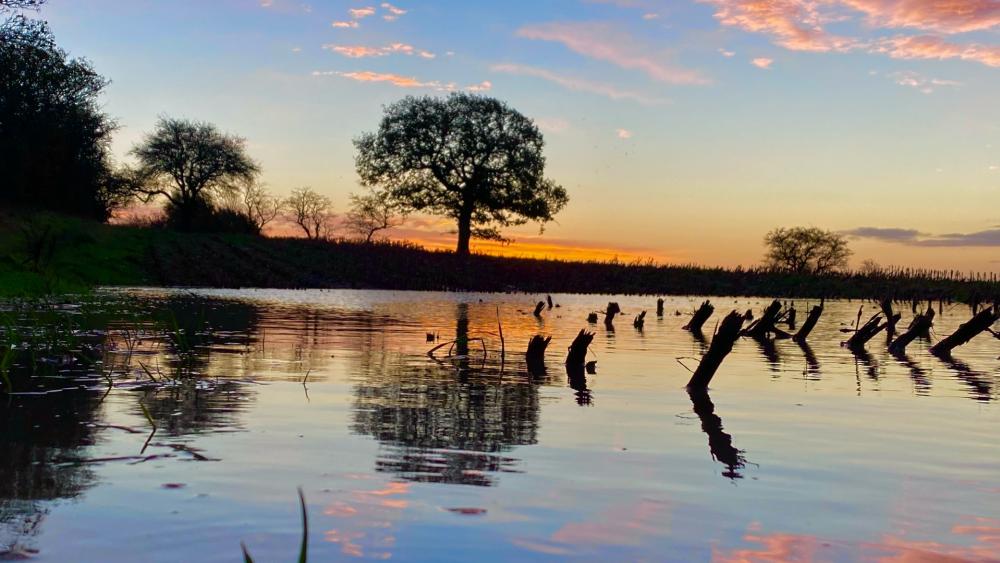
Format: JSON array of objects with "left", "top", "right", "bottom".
[
  {"left": 344, "top": 190, "right": 405, "bottom": 242},
  {"left": 354, "top": 93, "right": 568, "bottom": 256},
  {"left": 285, "top": 187, "right": 334, "bottom": 240},
  {"left": 764, "top": 227, "right": 852, "bottom": 275},
  {"left": 221, "top": 181, "right": 283, "bottom": 235},
  {"left": 131, "top": 117, "right": 259, "bottom": 230},
  {"left": 859, "top": 259, "right": 884, "bottom": 277}
]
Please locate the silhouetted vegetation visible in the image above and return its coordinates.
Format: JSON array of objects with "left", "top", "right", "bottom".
[
  {"left": 131, "top": 117, "right": 260, "bottom": 231},
  {"left": 345, "top": 189, "right": 405, "bottom": 242},
  {"left": 355, "top": 93, "right": 568, "bottom": 255},
  {"left": 284, "top": 187, "right": 334, "bottom": 240},
  {"left": 0, "top": 9, "right": 128, "bottom": 220},
  {"left": 764, "top": 226, "right": 852, "bottom": 274}
]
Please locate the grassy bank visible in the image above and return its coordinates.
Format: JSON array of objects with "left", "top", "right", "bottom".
[{"left": 2, "top": 211, "right": 998, "bottom": 302}]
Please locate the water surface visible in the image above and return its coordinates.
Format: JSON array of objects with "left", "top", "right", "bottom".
[{"left": 3, "top": 289, "right": 999, "bottom": 561}]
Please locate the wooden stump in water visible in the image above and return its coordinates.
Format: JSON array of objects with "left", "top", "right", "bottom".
[
  {"left": 586, "top": 312, "right": 599, "bottom": 323},
  {"left": 888, "top": 307, "right": 934, "bottom": 354},
  {"left": 792, "top": 301, "right": 824, "bottom": 343},
  {"left": 633, "top": 311, "right": 646, "bottom": 330},
  {"left": 526, "top": 334, "right": 551, "bottom": 375},
  {"left": 742, "top": 300, "right": 791, "bottom": 340},
  {"left": 604, "top": 302, "right": 622, "bottom": 329},
  {"left": 846, "top": 314, "right": 887, "bottom": 350},
  {"left": 930, "top": 306, "right": 1000, "bottom": 357},
  {"left": 533, "top": 301, "right": 545, "bottom": 318},
  {"left": 656, "top": 298, "right": 665, "bottom": 317},
  {"left": 879, "top": 298, "right": 901, "bottom": 336},
  {"left": 566, "top": 329, "right": 595, "bottom": 367},
  {"left": 683, "top": 300, "right": 714, "bottom": 332},
  {"left": 547, "top": 294, "right": 554, "bottom": 310},
  {"left": 687, "top": 311, "right": 745, "bottom": 390}
]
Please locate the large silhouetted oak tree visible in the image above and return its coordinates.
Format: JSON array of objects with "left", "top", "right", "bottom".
[{"left": 354, "top": 94, "right": 568, "bottom": 256}]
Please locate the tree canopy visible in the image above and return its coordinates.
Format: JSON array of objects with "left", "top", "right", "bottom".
[
  {"left": 131, "top": 117, "right": 259, "bottom": 230},
  {"left": 354, "top": 93, "right": 568, "bottom": 255},
  {"left": 0, "top": 14, "right": 124, "bottom": 220},
  {"left": 764, "top": 227, "right": 852, "bottom": 275}
]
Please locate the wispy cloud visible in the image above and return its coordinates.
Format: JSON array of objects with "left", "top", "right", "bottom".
[
  {"left": 616, "top": 128, "right": 633, "bottom": 139},
  {"left": 491, "top": 63, "right": 671, "bottom": 105},
  {"left": 516, "top": 22, "right": 710, "bottom": 85},
  {"left": 535, "top": 117, "right": 571, "bottom": 134},
  {"left": 840, "top": 0, "right": 1000, "bottom": 34},
  {"left": 322, "top": 43, "right": 431, "bottom": 58},
  {"left": 752, "top": 57, "right": 774, "bottom": 68},
  {"left": 701, "top": 0, "right": 1000, "bottom": 68},
  {"left": 315, "top": 70, "right": 487, "bottom": 92},
  {"left": 888, "top": 70, "right": 961, "bottom": 93},
  {"left": 381, "top": 2, "right": 407, "bottom": 21},
  {"left": 643, "top": 12, "right": 660, "bottom": 20},
  {"left": 348, "top": 6, "right": 376, "bottom": 19},
  {"left": 466, "top": 80, "right": 492, "bottom": 92},
  {"left": 846, "top": 226, "right": 1000, "bottom": 247},
  {"left": 873, "top": 35, "right": 1000, "bottom": 67},
  {"left": 332, "top": 20, "right": 359, "bottom": 28},
  {"left": 718, "top": 48, "right": 736, "bottom": 57}
]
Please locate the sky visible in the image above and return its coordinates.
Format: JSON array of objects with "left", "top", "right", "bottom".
[{"left": 36, "top": 0, "right": 1000, "bottom": 270}]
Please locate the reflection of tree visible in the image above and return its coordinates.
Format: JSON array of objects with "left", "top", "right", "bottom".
[
  {"left": 352, "top": 360, "right": 539, "bottom": 486},
  {"left": 891, "top": 350, "right": 930, "bottom": 394},
  {"left": 1, "top": 390, "right": 101, "bottom": 555},
  {"left": 798, "top": 342, "right": 821, "bottom": 379},
  {"left": 688, "top": 389, "right": 748, "bottom": 480}
]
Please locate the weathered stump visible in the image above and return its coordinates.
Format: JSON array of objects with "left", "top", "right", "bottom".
[
  {"left": 888, "top": 307, "right": 935, "bottom": 354},
  {"left": 792, "top": 301, "right": 824, "bottom": 343},
  {"left": 656, "top": 298, "right": 665, "bottom": 317},
  {"left": 566, "top": 329, "right": 595, "bottom": 367},
  {"left": 684, "top": 300, "right": 714, "bottom": 332},
  {"left": 879, "top": 298, "right": 901, "bottom": 336},
  {"left": 526, "top": 335, "right": 551, "bottom": 375},
  {"left": 633, "top": 311, "right": 646, "bottom": 330},
  {"left": 547, "top": 294, "right": 554, "bottom": 309},
  {"left": 687, "top": 311, "right": 745, "bottom": 390},
  {"left": 845, "top": 314, "right": 887, "bottom": 350},
  {"left": 930, "top": 306, "right": 1000, "bottom": 356},
  {"left": 743, "top": 300, "right": 791, "bottom": 340},
  {"left": 532, "top": 301, "right": 545, "bottom": 318}
]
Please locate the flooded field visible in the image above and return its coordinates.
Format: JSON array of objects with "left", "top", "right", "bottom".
[{"left": 3, "top": 289, "right": 1000, "bottom": 562}]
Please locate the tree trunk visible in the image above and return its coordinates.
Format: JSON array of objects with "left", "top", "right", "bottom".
[{"left": 456, "top": 206, "right": 472, "bottom": 256}]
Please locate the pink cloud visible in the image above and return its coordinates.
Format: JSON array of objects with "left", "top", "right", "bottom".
[
  {"left": 466, "top": 80, "right": 492, "bottom": 92},
  {"left": 322, "top": 43, "right": 429, "bottom": 58},
  {"left": 703, "top": 0, "right": 1000, "bottom": 68},
  {"left": 752, "top": 56, "right": 774, "bottom": 68},
  {"left": 616, "top": 128, "right": 633, "bottom": 139},
  {"left": 316, "top": 70, "right": 433, "bottom": 88},
  {"left": 381, "top": 2, "right": 407, "bottom": 20},
  {"left": 887, "top": 70, "right": 962, "bottom": 93},
  {"left": 332, "top": 20, "right": 359, "bottom": 28},
  {"left": 516, "top": 22, "right": 710, "bottom": 85},
  {"left": 491, "top": 63, "right": 671, "bottom": 105},
  {"left": 874, "top": 34, "right": 1000, "bottom": 66},
  {"left": 700, "top": 0, "right": 859, "bottom": 52},
  {"left": 348, "top": 6, "right": 376, "bottom": 19},
  {"left": 840, "top": 0, "right": 1000, "bottom": 34}
]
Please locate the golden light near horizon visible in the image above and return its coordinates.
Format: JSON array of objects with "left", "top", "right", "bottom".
[{"left": 35, "top": 0, "right": 1000, "bottom": 271}]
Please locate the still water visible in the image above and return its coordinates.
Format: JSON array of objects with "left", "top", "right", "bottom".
[{"left": 3, "top": 289, "right": 1000, "bottom": 562}]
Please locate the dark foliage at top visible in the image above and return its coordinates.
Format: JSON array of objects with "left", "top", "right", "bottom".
[
  {"left": 355, "top": 93, "right": 568, "bottom": 255},
  {"left": 0, "top": 14, "right": 127, "bottom": 220}
]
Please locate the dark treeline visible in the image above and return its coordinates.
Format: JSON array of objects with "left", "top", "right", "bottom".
[
  {"left": 146, "top": 234, "right": 1000, "bottom": 303},
  {"left": 0, "top": 8, "right": 129, "bottom": 220}
]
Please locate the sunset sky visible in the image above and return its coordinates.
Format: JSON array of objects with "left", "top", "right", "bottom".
[{"left": 39, "top": 0, "right": 1000, "bottom": 270}]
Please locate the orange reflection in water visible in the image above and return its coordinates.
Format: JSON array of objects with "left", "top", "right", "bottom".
[{"left": 322, "top": 478, "right": 411, "bottom": 559}]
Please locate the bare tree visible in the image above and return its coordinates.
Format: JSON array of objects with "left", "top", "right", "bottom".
[
  {"left": 0, "top": 0, "right": 47, "bottom": 11},
  {"left": 764, "top": 227, "right": 852, "bottom": 275},
  {"left": 221, "top": 181, "right": 283, "bottom": 234},
  {"left": 285, "top": 187, "right": 334, "bottom": 240},
  {"left": 344, "top": 190, "right": 406, "bottom": 242}
]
